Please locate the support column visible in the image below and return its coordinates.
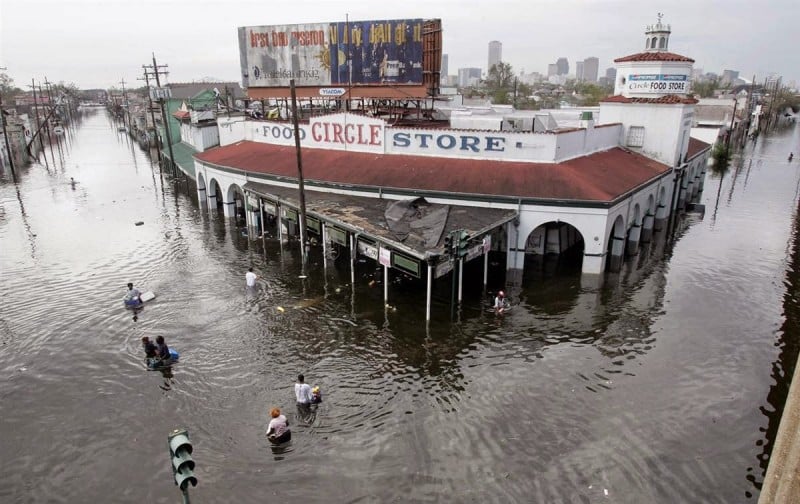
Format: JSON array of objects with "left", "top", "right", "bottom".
[
  {"left": 685, "top": 179, "right": 695, "bottom": 204},
  {"left": 197, "top": 185, "right": 208, "bottom": 208},
  {"left": 383, "top": 264, "right": 389, "bottom": 305},
  {"left": 322, "top": 223, "right": 328, "bottom": 271},
  {"left": 607, "top": 235, "right": 625, "bottom": 272},
  {"left": 582, "top": 253, "right": 606, "bottom": 275},
  {"left": 457, "top": 258, "right": 464, "bottom": 303},
  {"left": 641, "top": 213, "right": 655, "bottom": 243},
  {"left": 260, "top": 200, "right": 266, "bottom": 245},
  {"left": 222, "top": 201, "right": 235, "bottom": 218},
  {"left": 350, "top": 233, "right": 356, "bottom": 287},
  {"left": 676, "top": 179, "right": 688, "bottom": 211},
  {"left": 483, "top": 244, "right": 489, "bottom": 290},
  {"left": 625, "top": 224, "right": 641, "bottom": 257},
  {"left": 504, "top": 221, "right": 525, "bottom": 286},
  {"left": 426, "top": 263, "right": 433, "bottom": 321},
  {"left": 277, "top": 204, "right": 284, "bottom": 242},
  {"left": 654, "top": 203, "right": 668, "bottom": 231}
]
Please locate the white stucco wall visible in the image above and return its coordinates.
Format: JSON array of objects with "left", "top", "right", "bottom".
[
  {"left": 218, "top": 117, "right": 247, "bottom": 146},
  {"left": 599, "top": 102, "right": 693, "bottom": 166},
  {"left": 180, "top": 123, "right": 220, "bottom": 152}
]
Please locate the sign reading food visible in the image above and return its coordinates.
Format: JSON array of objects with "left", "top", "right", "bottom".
[{"left": 626, "top": 74, "right": 689, "bottom": 94}]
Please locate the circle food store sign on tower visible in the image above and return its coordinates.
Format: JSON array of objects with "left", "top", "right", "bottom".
[{"left": 627, "top": 74, "right": 688, "bottom": 94}]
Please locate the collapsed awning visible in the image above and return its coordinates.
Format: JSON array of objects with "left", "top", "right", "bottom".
[{"left": 243, "top": 181, "right": 517, "bottom": 261}]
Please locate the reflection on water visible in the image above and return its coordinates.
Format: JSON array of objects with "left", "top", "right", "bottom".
[{"left": 0, "top": 110, "right": 799, "bottom": 503}]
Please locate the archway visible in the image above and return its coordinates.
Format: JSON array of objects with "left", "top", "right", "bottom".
[
  {"left": 226, "top": 183, "right": 246, "bottom": 224},
  {"left": 606, "top": 215, "right": 626, "bottom": 272},
  {"left": 208, "top": 178, "right": 224, "bottom": 212},
  {"left": 523, "top": 220, "right": 585, "bottom": 277}
]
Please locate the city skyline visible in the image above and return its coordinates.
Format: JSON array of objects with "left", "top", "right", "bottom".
[{"left": 1, "top": 0, "right": 798, "bottom": 89}]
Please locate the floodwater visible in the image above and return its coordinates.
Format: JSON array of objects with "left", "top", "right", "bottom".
[{"left": 1, "top": 110, "right": 799, "bottom": 503}]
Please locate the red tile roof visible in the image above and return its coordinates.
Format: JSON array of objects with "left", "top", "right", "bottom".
[
  {"left": 686, "top": 137, "right": 711, "bottom": 160},
  {"left": 173, "top": 110, "right": 191, "bottom": 120},
  {"left": 614, "top": 51, "right": 695, "bottom": 63},
  {"left": 196, "top": 142, "right": 671, "bottom": 203},
  {"left": 601, "top": 94, "right": 699, "bottom": 105}
]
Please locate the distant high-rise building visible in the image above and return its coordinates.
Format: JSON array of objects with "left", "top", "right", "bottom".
[
  {"left": 575, "top": 61, "right": 584, "bottom": 81},
  {"left": 765, "top": 73, "right": 782, "bottom": 88},
  {"left": 605, "top": 67, "right": 617, "bottom": 82},
  {"left": 458, "top": 67, "right": 482, "bottom": 88},
  {"left": 488, "top": 41, "right": 502, "bottom": 71},
  {"left": 556, "top": 57, "right": 569, "bottom": 76},
  {"left": 721, "top": 69, "right": 739, "bottom": 86},
  {"left": 441, "top": 54, "right": 449, "bottom": 85},
  {"left": 583, "top": 57, "right": 599, "bottom": 82},
  {"left": 547, "top": 64, "right": 558, "bottom": 77}
]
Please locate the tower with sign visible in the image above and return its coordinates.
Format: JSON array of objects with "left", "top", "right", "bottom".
[{"left": 599, "top": 14, "right": 696, "bottom": 168}]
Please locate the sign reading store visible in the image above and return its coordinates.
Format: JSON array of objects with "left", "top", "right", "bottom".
[{"left": 253, "top": 112, "right": 509, "bottom": 157}]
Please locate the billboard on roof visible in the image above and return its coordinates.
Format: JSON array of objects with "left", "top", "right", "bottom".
[{"left": 238, "top": 19, "right": 425, "bottom": 88}]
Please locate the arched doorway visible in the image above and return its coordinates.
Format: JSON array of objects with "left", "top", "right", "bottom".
[
  {"left": 208, "top": 178, "right": 224, "bottom": 212},
  {"left": 524, "top": 221, "right": 585, "bottom": 276},
  {"left": 227, "top": 184, "right": 246, "bottom": 225}
]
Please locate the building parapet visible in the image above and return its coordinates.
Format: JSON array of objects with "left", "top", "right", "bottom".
[{"left": 217, "top": 112, "right": 623, "bottom": 164}]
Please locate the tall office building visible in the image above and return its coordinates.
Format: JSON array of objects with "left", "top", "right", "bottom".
[
  {"left": 441, "top": 54, "right": 449, "bottom": 85},
  {"left": 547, "top": 64, "right": 558, "bottom": 77},
  {"left": 582, "top": 57, "right": 599, "bottom": 82},
  {"left": 605, "top": 67, "right": 617, "bottom": 81},
  {"left": 488, "top": 41, "right": 502, "bottom": 70},
  {"left": 721, "top": 69, "right": 739, "bottom": 86},
  {"left": 556, "top": 57, "right": 569, "bottom": 76},
  {"left": 458, "top": 67, "right": 482, "bottom": 88},
  {"left": 575, "top": 61, "right": 585, "bottom": 81}
]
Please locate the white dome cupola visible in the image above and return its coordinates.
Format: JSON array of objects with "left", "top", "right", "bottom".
[{"left": 645, "top": 13, "right": 671, "bottom": 52}]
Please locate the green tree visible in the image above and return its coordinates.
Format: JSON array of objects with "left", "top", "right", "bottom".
[
  {"left": 692, "top": 77, "right": 718, "bottom": 98},
  {"left": 484, "top": 61, "right": 515, "bottom": 104},
  {"left": 574, "top": 82, "right": 613, "bottom": 106},
  {"left": 0, "top": 72, "right": 23, "bottom": 102}
]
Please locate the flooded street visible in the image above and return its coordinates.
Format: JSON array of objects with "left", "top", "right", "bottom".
[{"left": 2, "top": 109, "right": 800, "bottom": 503}]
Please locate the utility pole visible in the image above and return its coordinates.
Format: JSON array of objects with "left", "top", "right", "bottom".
[
  {"left": 145, "top": 53, "right": 176, "bottom": 176},
  {"left": 289, "top": 79, "right": 308, "bottom": 264},
  {"left": 39, "top": 84, "right": 56, "bottom": 166},
  {"left": 726, "top": 98, "right": 737, "bottom": 150},
  {"left": 119, "top": 77, "right": 129, "bottom": 131},
  {"left": 0, "top": 92, "right": 16, "bottom": 178},
  {"left": 29, "top": 79, "right": 49, "bottom": 169},
  {"left": 138, "top": 65, "right": 162, "bottom": 162},
  {"left": 0, "top": 66, "right": 15, "bottom": 177},
  {"left": 43, "top": 77, "right": 65, "bottom": 163}
]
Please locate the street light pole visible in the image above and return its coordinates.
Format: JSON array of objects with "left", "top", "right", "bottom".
[{"left": 289, "top": 79, "right": 308, "bottom": 264}]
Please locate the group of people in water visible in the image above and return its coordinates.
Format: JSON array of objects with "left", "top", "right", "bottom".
[
  {"left": 266, "top": 374, "right": 323, "bottom": 445},
  {"left": 141, "top": 335, "right": 172, "bottom": 368}
]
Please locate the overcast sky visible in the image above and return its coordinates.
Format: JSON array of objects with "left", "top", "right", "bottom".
[{"left": 1, "top": 0, "right": 798, "bottom": 90}]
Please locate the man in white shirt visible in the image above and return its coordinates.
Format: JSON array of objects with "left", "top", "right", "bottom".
[
  {"left": 295, "top": 374, "right": 313, "bottom": 404},
  {"left": 245, "top": 267, "right": 259, "bottom": 288}
]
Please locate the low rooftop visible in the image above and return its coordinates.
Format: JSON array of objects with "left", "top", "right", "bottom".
[{"left": 196, "top": 141, "right": 671, "bottom": 204}]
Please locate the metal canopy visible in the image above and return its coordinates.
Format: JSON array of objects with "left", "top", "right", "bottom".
[{"left": 243, "top": 181, "right": 517, "bottom": 261}]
